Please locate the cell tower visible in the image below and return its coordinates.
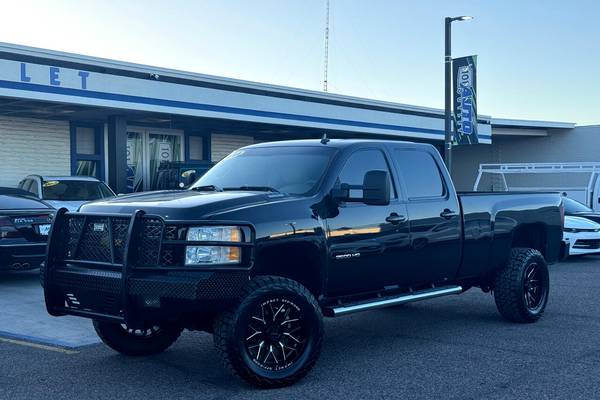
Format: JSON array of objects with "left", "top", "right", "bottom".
[{"left": 323, "top": 0, "right": 330, "bottom": 92}]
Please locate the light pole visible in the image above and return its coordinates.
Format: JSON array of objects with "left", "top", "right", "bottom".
[{"left": 444, "top": 15, "right": 473, "bottom": 174}]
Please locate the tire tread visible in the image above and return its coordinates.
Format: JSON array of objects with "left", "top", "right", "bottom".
[{"left": 494, "top": 248, "right": 548, "bottom": 323}]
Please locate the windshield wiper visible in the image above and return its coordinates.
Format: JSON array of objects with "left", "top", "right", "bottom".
[
  {"left": 190, "top": 184, "right": 223, "bottom": 192},
  {"left": 223, "top": 186, "right": 280, "bottom": 193}
]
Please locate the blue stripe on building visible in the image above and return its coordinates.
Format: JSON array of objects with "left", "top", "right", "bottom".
[{"left": 0, "top": 79, "right": 492, "bottom": 140}]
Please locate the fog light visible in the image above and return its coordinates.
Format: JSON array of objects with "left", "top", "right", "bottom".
[{"left": 185, "top": 246, "right": 241, "bottom": 265}]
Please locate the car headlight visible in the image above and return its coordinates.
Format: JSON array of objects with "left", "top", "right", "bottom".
[{"left": 185, "top": 226, "right": 242, "bottom": 265}]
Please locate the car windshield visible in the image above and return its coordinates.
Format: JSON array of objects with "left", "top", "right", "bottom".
[
  {"left": 191, "top": 146, "right": 337, "bottom": 195},
  {"left": 563, "top": 197, "right": 592, "bottom": 214},
  {"left": 42, "top": 180, "right": 115, "bottom": 201}
]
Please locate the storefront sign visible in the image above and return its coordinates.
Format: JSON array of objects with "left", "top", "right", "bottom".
[
  {"left": 452, "top": 55, "right": 478, "bottom": 145},
  {"left": 0, "top": 57, "right": 493, "bottom": 143},
  {"left": 19, "top": 62, "right": 90, "bottom": 89}
]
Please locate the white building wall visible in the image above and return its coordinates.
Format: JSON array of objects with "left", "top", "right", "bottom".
[
  {"left": 452, "top": 125, "right": 600, "bottom": 191},
  {"left": 0, "top": 116, "right": 70, "bottom": 187},
  {"left": 211, "top": 133, "right": 254, "bottom": 162}
]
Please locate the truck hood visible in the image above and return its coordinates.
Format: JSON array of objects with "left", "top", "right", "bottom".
[{"left": 78, "top": 189, "right": 291, "bottom": 220}]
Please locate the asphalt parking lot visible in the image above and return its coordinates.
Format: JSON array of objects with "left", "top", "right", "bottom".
[{"left": 1, "top": 256, "right": 599, "bottom": 400}]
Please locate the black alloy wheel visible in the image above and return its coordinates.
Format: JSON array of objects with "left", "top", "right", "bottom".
[
  {"left": 93, "top": 320, "right": 182, "bottom": 356},
  {"left": 244, "top": 298, "right": 307, "bottom": 371},
  {"left": 214, "top": 276, "right": 324, "bottom": 388},
  {"left": 523, "top": 262, "right": 547, "bottom": 313}
]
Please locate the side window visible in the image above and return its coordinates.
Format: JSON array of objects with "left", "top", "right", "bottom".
[
  {"left": 21, "top": 179, "right": 33, "bottom": 193},
  {"left": 29, "top": 180, "right": 39, "bottom": 196},
  {"left": 394, "top": 149, "right": 445, "bottom": 199},
  {"left": 337, "top": 149, "right": 396, "bottom": 199}
]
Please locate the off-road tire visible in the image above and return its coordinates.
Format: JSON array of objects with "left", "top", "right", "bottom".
[
  {"left": 93, "top": 320, "right": 182, "bottom": 356},
  {"left": 214, "top": 275, "right": 324, "bottom": 388},
  {"left": 494, "top": 248, "right": 549, "bottom": 323}
]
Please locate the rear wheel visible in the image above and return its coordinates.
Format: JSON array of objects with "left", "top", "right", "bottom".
[
  {"left": 93, "top": 320, "right": 182, "bottom": 356},
  {"left": 494, "top": 248, "right": 549, "bottom": 323},
  {"left": 214, "top": 276, "right": 323, "bottom": 388}
]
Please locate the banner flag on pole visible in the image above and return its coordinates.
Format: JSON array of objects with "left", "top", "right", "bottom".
[{"left": 452, "top": 55, "right": 478, "bottom": 145}]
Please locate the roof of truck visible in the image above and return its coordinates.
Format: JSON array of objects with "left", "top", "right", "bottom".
[{"left": 246, "top": 138, "right": 429, "bottom": 150}]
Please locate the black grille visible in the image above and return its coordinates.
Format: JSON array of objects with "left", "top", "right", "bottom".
[
  {"left": 76, "top": 219, "right": 111, "bottom": 262},
  {"left": 112, "top": 218, "right": 129, "bottom": 263},
  {"left": 160, "top": 225, "right": 180, "bottom": 266},
  {"left": 137, "top": 218, "right": 164, "bottom": 265},
  {"left": 573, "top": 239, "right": 600, "bottom": 249},
  {"left": 61, "top": 215, "right": 167, "bottom": 266}
]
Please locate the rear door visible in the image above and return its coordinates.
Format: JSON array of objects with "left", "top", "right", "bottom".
[{"left": 390, "top": 146, "right": 462, "bottom": 284}]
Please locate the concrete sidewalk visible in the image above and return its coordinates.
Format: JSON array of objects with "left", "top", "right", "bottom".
[{"left": 0, "top": 270, "right": 100, "bottom": 348}]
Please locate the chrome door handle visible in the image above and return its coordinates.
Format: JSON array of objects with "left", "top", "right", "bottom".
[
  {"left": 440, "top": 209, "right": 458, "bottom": 219},
  {"left": 386, "top": 213, "right": 407, "bottom": 224}
]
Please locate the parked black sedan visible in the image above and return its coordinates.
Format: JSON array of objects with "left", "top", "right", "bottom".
[
  {"left": 0, "top": 188, "right": 53, "bottom": 271},
  {"left": 563, "top": 196, "right": 600, "bottom": 224}
]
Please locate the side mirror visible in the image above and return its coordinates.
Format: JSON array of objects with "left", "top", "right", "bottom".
[
  {"left": 362, "top": 170, "right": 390, "bottom": 205},
  {"left": 331, "top": 170, "right": 390, "bottom": 206}
]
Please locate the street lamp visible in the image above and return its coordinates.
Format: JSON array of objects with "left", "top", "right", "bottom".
[{"left": 444, "top": 15, "right": 473, "bottom": 174}]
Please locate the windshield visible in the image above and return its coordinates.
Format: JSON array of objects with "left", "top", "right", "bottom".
[
  {"left": 42, "top": 180, "right": 115, "bottom": 201},
  {"left": 191, "top": 146, "right": 337, "bottom": 195},
  {"left": 563, "top": 197, "right": 592, "bottom": 214}
]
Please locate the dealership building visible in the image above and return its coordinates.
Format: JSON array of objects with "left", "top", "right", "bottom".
[{"left": 0, "top": 42, "right": 597, "bottom": 193}]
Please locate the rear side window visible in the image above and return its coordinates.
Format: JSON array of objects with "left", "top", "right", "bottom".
[
  {"left": 29, "top": 180, "right": 39, "bottom": 196},
  {"left": 337, "top": 149, "right": 396, "bottom": 199},
  {"left": 21, "top": 179, "right": 32, "bottom": 192},
  {"left": 394, "top": 149, "right": 445, "bottom": 199}
]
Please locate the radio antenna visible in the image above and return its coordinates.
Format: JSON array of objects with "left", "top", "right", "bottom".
[{"left": 323, "top": 0, "right": 330, "bottom": 92}]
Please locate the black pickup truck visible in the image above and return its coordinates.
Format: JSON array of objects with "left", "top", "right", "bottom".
[{"left": 43, "top": 139, "right": 563, "bottom": 387}]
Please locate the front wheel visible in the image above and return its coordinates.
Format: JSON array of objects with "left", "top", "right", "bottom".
[
  {"left": 214, "top": 276, "right": 324, "bottom": 388},
  {"left": 93, "top": 320, "right": 182, "bottom": 356},
  {"left": 494, "top": 248, "right": 550, "bottom": 323}
]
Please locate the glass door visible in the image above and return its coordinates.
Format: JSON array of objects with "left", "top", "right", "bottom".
[
  {"left": 148, "top": 132, "right": 182, "bottom": 191},
  {"left": 125, "top": 128, "right": 184, "bottom": 192},
  {"left": 126, "top": 131, "right": 144, "bottom": 192}
]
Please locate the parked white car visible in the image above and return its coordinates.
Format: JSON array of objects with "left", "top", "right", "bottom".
[
  {"left": 18, "top": 176, "right": 115, "bottom": 212},
  {"left": 563, "top": 216, "right": 600, "bottom": 256}
]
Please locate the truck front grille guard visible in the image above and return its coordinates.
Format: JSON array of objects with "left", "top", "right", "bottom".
[{"left": 43, "top": 208, "right": 255, "bottom": 323}]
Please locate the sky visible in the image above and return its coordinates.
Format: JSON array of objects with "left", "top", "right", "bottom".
[{"left": 0, "top": 0, "right": 598, "bottom": 125}]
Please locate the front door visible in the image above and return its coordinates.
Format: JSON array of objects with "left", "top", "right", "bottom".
[
  {"left": 126, "top": 128, "right": 184, "bottom": 192},
  {"left": 325, "top": 148, "right": 411, "bottom": 296}
]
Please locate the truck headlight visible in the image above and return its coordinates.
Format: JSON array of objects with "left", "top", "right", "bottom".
[{"left": 185, "top": 226, "right": 242, "bottom": 265}]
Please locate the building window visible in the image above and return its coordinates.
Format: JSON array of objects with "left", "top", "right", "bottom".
[
  {"left": 188, "top": 135, "right": 204, "bottom": 160},
  {"left": 185, "top": 132, "right": 210, "bottom": 162},
  {"left": 71, "top": 123, "right": 104, "bottom": 180},
  {"left": 75, "top": 127, "right": 96, "bottom": 155}
]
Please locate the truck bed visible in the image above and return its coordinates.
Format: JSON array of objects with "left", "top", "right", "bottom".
[{"left": 456, "top": 191, "right": 563, "bottom": 279}]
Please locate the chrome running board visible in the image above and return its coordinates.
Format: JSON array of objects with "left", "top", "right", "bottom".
[{"left": 326, "top": 285, "right": 463, "bottom": 317}]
